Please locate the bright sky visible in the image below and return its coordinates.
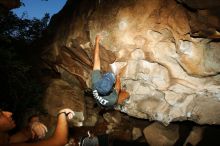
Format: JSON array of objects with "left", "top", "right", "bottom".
[{"left": 12, "top": 0, "right": 67, "bottom": 19}]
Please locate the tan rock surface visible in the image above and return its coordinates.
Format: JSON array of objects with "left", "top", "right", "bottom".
[
  {"left": 39, "top": 0, "right": 220, "bottom": 125},
  {"left": 143, "top": 122, "right": 179, "bottom": 146}
]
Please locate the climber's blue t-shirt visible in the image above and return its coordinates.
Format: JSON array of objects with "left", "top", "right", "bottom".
[{"left": 92, "top": 70, "right": 118, "bottom": 107}]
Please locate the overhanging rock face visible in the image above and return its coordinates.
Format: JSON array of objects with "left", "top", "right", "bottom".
[{"left": 41, "top": 0, "right": 220, "bottom": 125}]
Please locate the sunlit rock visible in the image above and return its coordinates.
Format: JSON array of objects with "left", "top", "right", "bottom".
[
  {"left": 40, "top": 0, "right": 220, "bottom": 125},
  {"left": 177, "top": 39, "right": 220, "bottom": 76}
]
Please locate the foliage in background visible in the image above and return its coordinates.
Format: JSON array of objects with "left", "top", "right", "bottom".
[
  {"left": 0, "top": 11, "right": 50, "bottom": 128},
  {"left": 0, "top": 12, "right": 49, "bottom": 43}
]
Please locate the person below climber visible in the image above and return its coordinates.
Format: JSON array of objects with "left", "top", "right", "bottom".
[
  {"left": 81, "top": 130, "right": 99, "bottom": 146},
  {"left": 91, "top": 35, "right": 129, "bottom": 109},
  {"left": 0, "top": 109, "right": 48, "bottom": 144},
  {"left": 0, "top": 108, "right": 75, "bottom": 146}
]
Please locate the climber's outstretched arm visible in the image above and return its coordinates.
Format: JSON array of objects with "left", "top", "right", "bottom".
[{"left": 93, "top": 35, "right": 101, "bottom": 70}]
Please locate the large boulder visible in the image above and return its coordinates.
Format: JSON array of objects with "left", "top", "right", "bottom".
[
  {"left": 39, "top": 0, "right": 220, "bottom": 125},
  {"left": 143, "top": 122, "right": 179, "bottom": 146}
]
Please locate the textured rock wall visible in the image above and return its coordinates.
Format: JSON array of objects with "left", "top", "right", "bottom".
[{"left": 41, "top": 0, "right": 220, "bottom": 125}]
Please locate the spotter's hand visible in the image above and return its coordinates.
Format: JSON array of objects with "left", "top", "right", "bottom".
[{"left": 58, "top": 108, "right": 75, "bottom": 120}]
